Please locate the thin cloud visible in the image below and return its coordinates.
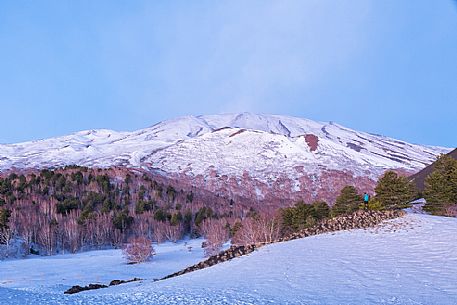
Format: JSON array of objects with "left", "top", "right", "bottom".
[{"left": 96, "top": 1, "right": 374, "bottom": 116}]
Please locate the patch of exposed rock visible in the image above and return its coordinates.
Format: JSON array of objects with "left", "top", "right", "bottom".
[
  {"left": 64, "top": 278, "right": 142, "bottom": 294},
  {"left": 64, "top": 284, "right": 108, "bottom": 295}
]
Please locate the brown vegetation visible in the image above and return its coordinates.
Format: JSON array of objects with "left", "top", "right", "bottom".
[{"left": 123, "top": 236, "right": 155, "bottom": 264}]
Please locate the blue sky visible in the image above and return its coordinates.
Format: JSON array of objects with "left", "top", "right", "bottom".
[{"left": 0, "top": 0, "right": 456, "bottom": 147}]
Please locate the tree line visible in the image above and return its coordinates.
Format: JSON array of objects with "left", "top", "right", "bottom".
[{"left": 1, "top": 154, "right": 455, "bottom": 259}]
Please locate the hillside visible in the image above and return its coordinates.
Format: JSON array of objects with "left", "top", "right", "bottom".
[
  {"left": 0, "top": 167, "right": 244, "bottom": 256},
  {"left": 410, "top": 148, "right": 457, "bottom": 191},
  {"left": 0, "top": 113, "right": 451, "bottom": 204},
  {"left": 1, "top": 212, "right": 456, "bottom": 304}
]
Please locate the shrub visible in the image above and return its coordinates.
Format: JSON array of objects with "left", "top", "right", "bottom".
[
  {"left": 199, "top": 219, "right": 229, "bottom": 257},
  {"left": 305, "top": 215, "right": 316, "bottom": 227},
  {"left": 233, "top": 212, "right": 281, "bottom": 246},
  {"left": 123, "top": 236, "right": 155, "bottom": 264},
  {"left": 170, "top": 212, "right": 183, "bottom": 226},
  {"left": 153, "top": 208, "right": 168, "bottom": 222},
  {"left": 367, "top": 199, "right": 384, "bottom": 211},
  {"left": 229, "top": 221, "right": 242, "bottom": 237},
  {"left": 135, "top": 200, "right": 154, "bottom": 214},
  {"left": 444, "top": 205, "right": 457, "bottom": 217}
]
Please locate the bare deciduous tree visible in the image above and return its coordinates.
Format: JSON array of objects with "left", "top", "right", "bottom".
[
  {"left": 61, "top": 211, "right": 80, "bottom": 253},
  {"left": 199, "top": 218, "right": 229, "bottom": 257},
  {"left": 232, "top": 212, "right": 280, "bottom": 246},
  {"left": 122, "top": 236, "right": 155, "bottom": 264},
  {"left": 153, "top": 221, "right": 183, "bottom": 243},
  {"left": 37, "top": 217, "right": 57, "bottom": 256},
  {"left": 0, "top": 227, "right": 13, "bottom": 247}
]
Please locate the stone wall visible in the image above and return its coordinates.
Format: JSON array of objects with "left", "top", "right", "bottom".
[{"left": 281, "top": 209, "right": 405, "bottom": 242}]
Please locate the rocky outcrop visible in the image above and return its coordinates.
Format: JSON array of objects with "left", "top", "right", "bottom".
[
  {"left": 64, "top": 284, "right": 108, "bottom": 295},
  {"left": 109, "top": 277, "right": 142, "bottom": 286},
  {"left": 304, "top": 134, "right": 319, "bottom": 152},
  {"left": 64, "top": 278, "right": 142, "bottom": 294},
  {"left": 160, "top": 210, "right": 405, "bottom": 281}
]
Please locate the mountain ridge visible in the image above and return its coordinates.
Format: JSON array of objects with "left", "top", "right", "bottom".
[
  {"left": 410, "top": 148, "right": 457, "bottom": 191},
  {"left": 0, "top": 113, "right": 451, "bottom": 204}
]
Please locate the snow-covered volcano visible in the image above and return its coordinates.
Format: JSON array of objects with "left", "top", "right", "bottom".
[{"left": 0, "top": 113, "right": 451, "bottom": 203}]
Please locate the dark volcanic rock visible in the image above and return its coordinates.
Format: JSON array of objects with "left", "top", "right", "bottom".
[
  {"left": 305, "top": 134, "right": 319, "bottom": 152},
  {"left": 109, "top": 277, "right": 142, "bottom": 286},
  {"left": 64, "top": 283, "right": 108, "bottom": 295},
  {"left": 65, "top": 278, "right": 142, "bottom": 294}
]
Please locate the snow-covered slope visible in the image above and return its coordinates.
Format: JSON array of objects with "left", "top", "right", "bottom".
[
  {"left": 1, "top": 213, "right": 456, "bottom": 304},
  {"left": 0, "top": 239, "right": 206, "bottom": 294},
  {"left": 0, "top": 113, "right": 451, "bottom": 203}
]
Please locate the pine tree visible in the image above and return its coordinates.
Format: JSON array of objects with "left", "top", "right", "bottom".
[
  {"left": 375, "top": 171, "right": 417, "bottom": 209},
  {"left": 331, "top": 186, "right": 362, "bottom": 217},
  {"left": 424, "top": 154, "right": 457, "bottom": 215},
  {"left": 280, "top": 200, "right": 327, "bottom": 234},
  {"left": 311, "top": 200, "right": 330, "bottom": 219}
]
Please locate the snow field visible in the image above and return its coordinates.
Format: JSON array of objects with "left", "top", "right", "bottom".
[{"left": 1, "top": 213, "right": 456, "bottom": 304}]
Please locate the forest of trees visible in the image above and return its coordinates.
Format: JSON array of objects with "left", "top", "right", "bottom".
[
  {"left": 0, "top": 165, "right": 429, "bottom": 259},
  {"left": 0, "top": 166, "right": 249, "bottom": 257}
]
